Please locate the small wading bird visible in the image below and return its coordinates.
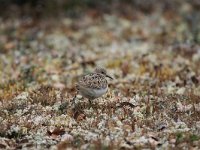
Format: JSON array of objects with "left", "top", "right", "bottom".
[{"left": 75, "top": 67, "right": 113, "bottom": 105}]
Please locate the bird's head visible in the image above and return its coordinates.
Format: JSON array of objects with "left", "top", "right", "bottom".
[{"left": 95, "top": 67, "right": 113, "bottom": 79}]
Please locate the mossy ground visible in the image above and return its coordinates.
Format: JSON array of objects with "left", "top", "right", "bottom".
[{"left": 0, "top": 1, "right": 200, "bottom": 149}]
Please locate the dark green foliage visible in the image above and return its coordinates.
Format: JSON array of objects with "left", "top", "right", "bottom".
[
  {"left": 58, "top": 101, "right": 68, "bottom": 114},
  {"left": 189, "top": 134, "right": 200, "bottom": 142}
]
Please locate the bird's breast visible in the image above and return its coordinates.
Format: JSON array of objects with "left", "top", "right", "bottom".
[{"left": 92, "top": 87, "right": 108, "bottom": 98}]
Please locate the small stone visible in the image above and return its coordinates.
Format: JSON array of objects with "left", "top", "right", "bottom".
[
  {"left": 169, "top": 139, "right": 176, "bottom": 144},
  {"left": 61, "top": 133, "right": 74, "bottom": 142},
  {"left": 77, "top": 95, "right": 83, "bottom": 99},
  {"left": 176, "top": 87, "right": 185, "bottom": 95}
]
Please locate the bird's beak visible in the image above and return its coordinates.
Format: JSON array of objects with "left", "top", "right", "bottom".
[{"left": 106, "top": 74, "right": 113, "bottom": 80}]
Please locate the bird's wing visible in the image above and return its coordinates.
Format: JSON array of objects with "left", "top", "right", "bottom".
[{"left": 78, "top": 73, "right": 107, "bottom": 89}]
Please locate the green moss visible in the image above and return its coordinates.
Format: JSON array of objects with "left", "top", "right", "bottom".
[
  {"left": 189, "top": 134, "right": 200, "bottom": 142},
  {"left": 176, "top": 132, "right": 184, "bottom": 143}
]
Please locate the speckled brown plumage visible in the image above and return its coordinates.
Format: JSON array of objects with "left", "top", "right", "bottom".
[{"left": 78, "top": 73, "right": 108, "bottom": 89}]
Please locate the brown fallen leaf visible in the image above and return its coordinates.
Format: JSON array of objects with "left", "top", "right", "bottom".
[{"left": 47, "top": 127, "right": 65, "bottom": 137}]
